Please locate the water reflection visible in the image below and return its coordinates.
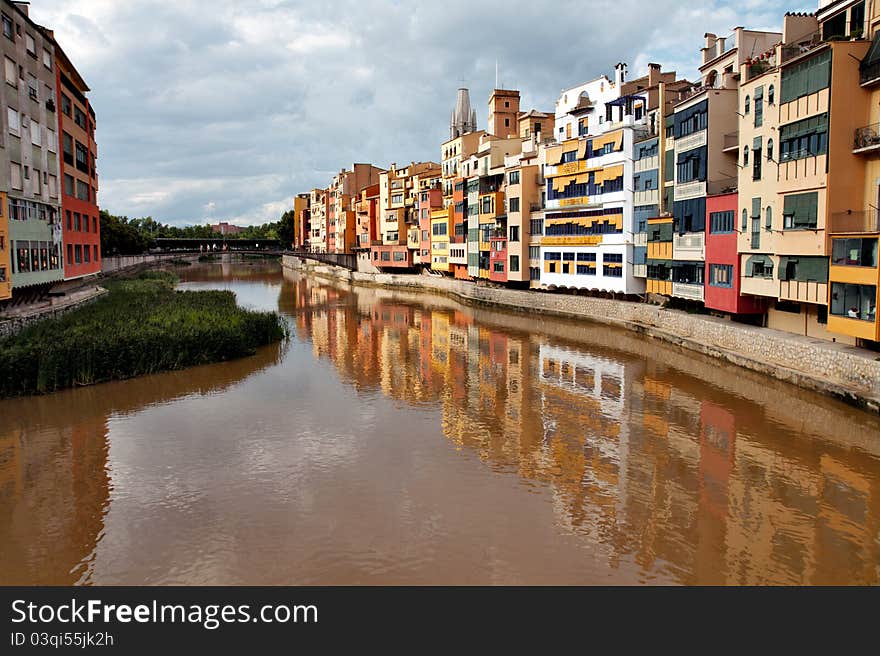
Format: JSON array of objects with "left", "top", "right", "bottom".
[
  {"left": 0, "top": 343, "right": 283, "bottom": 585},
  {"left": 0, "top": 261, "right": 877, "bottom": 585},
  {"left": 281, "top": 269, "right": 880, "bottom": 585}
]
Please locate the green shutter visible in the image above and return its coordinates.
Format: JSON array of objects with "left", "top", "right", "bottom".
[
  {"left": 752, "top": 197, "right": 762, "bottom": 218},
  {"left": 664, "top": 149, "right": 674, "bottom": 182},
  {"left": 784, "top": 192, "right": 819, "bottom": 228}
]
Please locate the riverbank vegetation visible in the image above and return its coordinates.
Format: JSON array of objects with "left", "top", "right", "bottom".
[{"left": 0, "top": 270, "right": 286, "bottom": 398}]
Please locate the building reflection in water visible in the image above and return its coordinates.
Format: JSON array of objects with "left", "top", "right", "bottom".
[
  {"left": 0, "top": 344, "right": 283, "bottom": 585},
  {"left": 281, "top": 269, "right": 880, "bottom": 585}
]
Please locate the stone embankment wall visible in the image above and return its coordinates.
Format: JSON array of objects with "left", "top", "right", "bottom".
[
  {"left": 0, "top": 287, "right": 108, "bottom": 339},
  {"left": 101, "top": 252, "right": 200, "bottom": 274},
  {"left": 283, "top": 255, "right": 880, "bottom": 413}
]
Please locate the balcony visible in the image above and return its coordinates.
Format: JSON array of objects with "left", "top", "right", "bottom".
[
  {"left": 673, "top": 232, "right": 705, "bottom": 261},
  {"left": 722, "top": 131, "right": 739, "bottom": 153},
  {"left": 672, "top": 282, "right": 704, "bottom": 302},
  {"left": 633, "top": 264, "right": 647, "bottom": 278},
  {"left": 853, "top": 124, "right": 880, "bottom": 154},
  {"left": 831, "top": 210, "right": 880, "bottom": 234},
  {"left": 861, "top": 60, "right": 880, "bottom": 87},
  {"left": 707, "top": 177, "right": 738, "bottom": 196},
  {"left": 781, "top": 32, "right": 822, "bottom": 65},
  {"left": 779, "top": 280, "right": 827, "bottom": 304}
]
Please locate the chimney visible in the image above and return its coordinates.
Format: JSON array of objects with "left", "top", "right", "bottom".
[
  {"left": 716, "top": 37, "right": 726, "bottom": 57},
  {"left": 703, "top": 33, "right": 717, "bottom": 64},
  {"left": 648, "top": 63, "right": 662, "bottom": 87}
]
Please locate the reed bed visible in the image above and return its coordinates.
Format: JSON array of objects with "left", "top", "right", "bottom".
[{"left": 0, "top": 270, "right": 286, "bottom": 397}]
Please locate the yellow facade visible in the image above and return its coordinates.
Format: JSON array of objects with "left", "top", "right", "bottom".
[
  {"left": 0, "top": 192, "right": 11, "bottom": 301},
  {"left": 430, "top": 207, "right": 452, "bottom": 273}
]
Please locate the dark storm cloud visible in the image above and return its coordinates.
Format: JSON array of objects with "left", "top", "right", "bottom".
[{"left": 29, "top": 0, "right": 813, "bottom": 226}]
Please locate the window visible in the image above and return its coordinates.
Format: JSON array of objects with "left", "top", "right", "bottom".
[
  {"left": 431, "top": 222, "right": 447, "bottom": 237},
  {"left": 27, "top": 74, "right": 37, "bottom": 101},
  {"left": 675, "top": 100, "right": 708, "bottom": 138},
  {"left": 743, "top": 146, "right": 749, "bottom": 167},
  {"left": 7, "top": 107, "right": 19, "bottom": 136},
  {"left": 25, "top": 33, "right": 35, "bottom": 56},
  {"left": 709, "top": 264, "right": 733, "bottom": 287},
  {"left": 10, "top": 163, "right": 21, "bottom": 190},
  {"left": 76, "top": 180, "right": 90, "bottom": 201},
  {"left": 61, "top": 93, "right": 71, "bottom": 117},
  {"left": 742, "top": 209, "right": 748, "bottom": 231},
  {"left": 66, "top": 211, "right": 72, "bottom": 230},
  {"left": 30, "top": 120, "right": 40, "bottom": 146},
  {"left": 832, "top": 238, "right": 878, "bottom": 267},
  {"left": 504, "top": 118, "right": 510, "bottom": 128},
  {"left": 75, "top": 141, "right": 89, "bottom": 173},
  {"left": 780, "top": 113, "right": 828, "bottom": 162},
  {"left": 783, "top": 192, "right": 819, "bottom": 229},
  {"left": 74, "top": 106, "right": 87, "bottom": 130},
  {"left": 603, "top": 265, "right": 623, "bottom": 277},
  {"left": 94, "top": 245, "right": 99, "bottom": 261},
  {"left": 509, "top": 226, "right": 519, "bottom": 242},
  {"left": 63, "top": 173, "right": 74, "bottom": 196},
  {"left": 84, "top": 245, "right": 90, "bottom": 263},
  {"left": 709, "top": 210, "right": 735, "bottom": 233},
  {"left": 62, "top": 131, "right": 73, "bottom": 165},
  {"left": 765, "top": 207, "right": 772, "bottom": 230},
  {"left": 4, "top": 56, "right": 14, "bottom": 86},
  {"left": 830, "top": 283, "right": 876, "bottom": 321},
  {"left": 767, "top": 139, "right": 774, "bottom": 161},
  {"left": 603, "top": 253, "right": 623, "bottom": 264},
  {"left": 32, "top": 169, "right": 40, "bottom": 194},
  {"left": 510, "top": 255, "right": 520, "bottom": 272},
  {"left": 530, "top": 218, "right": 543, "bottom": 236},
  {"left": 74, "top": 245, "right": 82, "bottom": 264},
  {"left": 754, "top": 87, "right": 763, "bottom": 128},
  {"left": 508, "top": 197, "right": 520, "bottom": 213},
  {"left": 561, "top": 149, "right": 578, "bottom": 163},
  {"left": 74, "top": 212, "right": 81, "bottom": 231},
  {"left": 736, "top": 255, "right": 766, "bottom": 282},
  {"left": 43, "top": 49, "right": 51, "bottom": 70},
  {"left": 493, "top": 261, "right": 505, "bottom": 273},
  {"left": 752, "top": 144, "right": 762, "bottom": 180},
  {"left": 781, "top": 50, "right": 831, "bottom": 104},
  {"left": 768, "top": 84, "right": 775, "bottom": 104},
  {"left": 744, "top": 96, "right": 750, "bottom": 114},
  {"left": 2, "top": 13, "right": 12, "bottom": 40},
  {"left": 48, "top": 175, "right": 57, "bottom": 197}
]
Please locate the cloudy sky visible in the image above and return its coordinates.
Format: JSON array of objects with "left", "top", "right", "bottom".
[{"left": 28, "top": 0, "right": 814, "bottom": 227}]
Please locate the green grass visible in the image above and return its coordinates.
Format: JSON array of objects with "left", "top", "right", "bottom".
[{"left": 0, "top": 270, "right": 286, "bottom": 398}]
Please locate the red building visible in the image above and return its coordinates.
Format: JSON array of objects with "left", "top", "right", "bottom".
[
  {"left": 53, "top": 40, "right": 100, "bottom": 280},
  {"left": 489, "top": 236, "right": 508, "bottom": 283},
  {"left": 417, "top": 186, "right": 443, "bottom": 268},
  {"left": 704, "top": 193, "right": 764, "bottom": 316},
  {"left": 211, "top": 222, "right": 244, "bottom": 236}
]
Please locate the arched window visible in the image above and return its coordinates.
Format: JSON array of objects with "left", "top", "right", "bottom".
[
  {"left": 767, "top": 138, "right": 774, "bottom": 160},
  {"left": 743, "top": 146, "right": 749, "bottom": 166},
  {"left": 742, "top": 209, "right": 748, "bottom": 231},
  {"left": 765, "top": 207, "right": 772, "bottom": 230},
  {"left": 768, "top": 85, "right": 775, "bottom": 104},
  {"left": 745, "top": 95, "right": 751, "bottom": 114}
]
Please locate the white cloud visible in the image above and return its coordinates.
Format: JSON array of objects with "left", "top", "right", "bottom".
[{"left": 26, "top": 0, "right": 817, "bottom": 226}]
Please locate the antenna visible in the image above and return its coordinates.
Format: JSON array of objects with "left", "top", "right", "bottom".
[{"left": 495, "top": 59, "right": 499, "bottom": 89}]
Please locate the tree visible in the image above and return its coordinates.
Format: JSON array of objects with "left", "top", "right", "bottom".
[{"left": 277, "top": 210, "right": 296, "bottom": 248}]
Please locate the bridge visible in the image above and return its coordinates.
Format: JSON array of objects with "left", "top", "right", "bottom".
[{"left": 152, "top": 239, "right": 359, "bottom": 271}]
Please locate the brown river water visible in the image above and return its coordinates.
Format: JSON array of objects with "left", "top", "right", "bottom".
[{"left": 1, "top": 261, "right": 879, "bottom": 585}]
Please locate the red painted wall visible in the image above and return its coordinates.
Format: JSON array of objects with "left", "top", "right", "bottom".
[
  {"left": 704, "top": 193, "right": 765, "bottom": 315},
  {"left": 57, "top": 67, "right": 101, "bottom": 280},
  {"left": 489, "top": 237, "right": 508, "bottom": 283}
]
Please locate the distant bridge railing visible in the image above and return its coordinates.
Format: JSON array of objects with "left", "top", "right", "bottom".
[{"left": 287, "top": 249, "right": 357, "bottom": 271}]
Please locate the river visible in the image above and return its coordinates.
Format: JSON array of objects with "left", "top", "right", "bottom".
[{"left": 1, "top": 260, "right": 878, "bottom": 585}]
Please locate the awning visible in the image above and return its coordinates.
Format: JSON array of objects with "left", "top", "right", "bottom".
[{"left": 861, "top": 32, "right": 880, "bottom": 73}]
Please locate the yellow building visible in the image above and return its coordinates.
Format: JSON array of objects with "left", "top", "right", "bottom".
[
  {"left": 827, "top": 1, "right": 880, "bottom": 343},
  {"left": 430, "top": 206, "right": 453, "bottom": 272},
  {"left": 0, "top": 192, "right": 11, "bottom": 301}
]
